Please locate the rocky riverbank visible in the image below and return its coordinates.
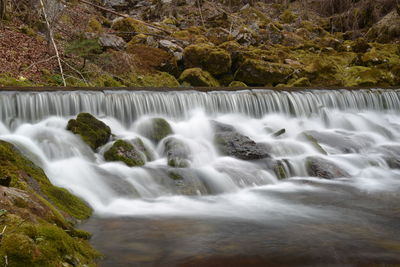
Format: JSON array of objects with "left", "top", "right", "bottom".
[{"left": 0, "top": 0, "right": 399, "bottom": 88}]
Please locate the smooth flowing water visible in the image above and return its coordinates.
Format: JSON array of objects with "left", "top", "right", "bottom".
[{"left": 1, "top": 89, "right": 400, "bottom": 266}]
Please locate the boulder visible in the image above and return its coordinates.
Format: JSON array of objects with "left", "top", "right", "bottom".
[
  {"left": 158, "top": 39, "right": 184, "bottom": 61},
  {"left": 132, "top": 137, "right": 153, "bottom": 161},
  {"left": 214, "top": 131, "right": 271, "bottom": 160},
  {"left": 138, "top": 118, "right": 173, "bottom": 143},
  {"left": 163, "top": 137, "right": 191, "bottom": 168},
  {"left": 98, "top": 33, "right": 127, "bottom": 50},
  {"left": 183, "top": 44, "right": 232, "bottom": 76},
  {"left": 178, "top": 68, "right": 220, "bottom": 87},
  {"left": 210, "top": 120, "right": 236, "bottom": 132},
  {"left": 104, "top": 140, "right": 145, "bottom": 167},
  {"left": 234, "top": 59, "right": 293, "bottom": 86},
  {"left": 67, "top": 113, "right": 111, "bottom": 150},
  {"left": 305, "top": 156, "right": 350, "bottom": 179},
  {"left": 111, "top": 17, "right": 149, "bottom": 41}
]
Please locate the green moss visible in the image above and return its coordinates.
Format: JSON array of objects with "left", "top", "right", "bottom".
[
  {"left": 168, "top": 171, "right": 184, "bottom": 180},
  {"left": 341, "top": 66, "right": 393, "bottom": 87},
  {"left": 361, "top": 44, "right": 400, "bottom": 66},
  {"left": 43, "top": 186, "right": 92, "bottom": 220},
  {"left": 0, "top": 218, "right": 100, "bottom": 267},
  {"left": 303, "top": 133, "right": 327, "bottom": 155},
  {"left": 234, "top": 59, "right": 293, "bottom": 86},
  {"left": 111, "top": 18, "right": 148, "bottom": 41},
  {"left": 67, "top": 113, "right": 111, "bottom": 150},
  {"left": 104, "top": 140, "right": 145, "bottom": 167},
  {"left": 179, "top": 68, "right": 220, "bottom": 87},
  {"left": 274, "top": 161, "right": 287, "bottom": 180},
  {"left": 0, "top": 75, "right": 35, "bottom": 86},
  {"left": 145, "top": 118, "right": 173, "bottom": 143},
  {"left": 93, "top": 74, "right": 124, "bottom": 87},
  {"left": 279, "top": 9, "right": 296, "bottom": 24},
  {"left": 228, "top": 81, "right": 247, "bottom": 87},
  {"left": 87, "top": 17, "right": 103, "bottom": 33},
  {"left": 0, "top": 140, "right": 93, "bottom": 220},
  {"left": 287, "top": 77, "right": 310, "bottom": 87},
  {"left": 184, "top": 44, "right": 231, "bottom": 76},
  {"left": 126, "top": 72, "right": 180, "bottom": 87}
]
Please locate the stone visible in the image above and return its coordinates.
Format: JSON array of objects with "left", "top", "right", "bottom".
[
  {"left": 138, "top": 118, "right": 173, "bottom": 143},
  {"left": 178, "top": 68, "right": 220, "bottom": 87},
  {"left": 210, "top": 120, "right": 236, "bottom": 132},
  {"left": 183, "top": 43, "right": 232, "bottom": 76},
  {"left": 98, "top": 33, "right": 127, "bottom": 50},
  {"left": 272, "top": 128, "right": 286, "bottom": 137},
  {"left": 214, "top": 131, "right": 271, "bottom": 160},
  {"left": 163, "top": 137, "right": 191, "bottom": 168},
  {"left": 234, "top": 59, "right": 293, "bottom": 86},
  {"left": 104, "top": 140, "right": 145, "bottom": 167},
  {"left": 305, "top": 156, "right": 350, "bottom": 179},
  {"left": 67, "top": 113, "right": 111, "bottom": 150}
]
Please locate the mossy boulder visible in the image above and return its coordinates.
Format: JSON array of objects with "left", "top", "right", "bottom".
[
  {"left": 341, "top": 66, "right": 393, "bottom": 87},
  {"left": 351, "top": 38, "right": 371, "bottom": 53},
  {"left": 67, "top": 113, "right": 111, "bottom": 150},
  {"left": 229, "top": 81, "right": 247, "bottom": 87},
  {"left": 305, "top": 156, "right": 350, "bottom": 179},
  {"left": 127, "top": 72, "right": 180, "bottom": 87},
  {"left": 111, "top": 17, "right": 149, "bottom": 41},
  {"left": 0, "top": 140, "right": 92, "bottom": 220},
  {"left": 138, "top": 118, "right": 173, "bottom": 143},
  {"left": 178, "top": 68, "right": 220, "bottom": 87},
  {"left": 163, "top": 137, "right": 191, "bottom": 168},
  {"left": 104, "top": 140, "right": 145, "bottom": 167},
  {"left": 183, "top": 44, "right": 232, "bottom": 76},
  {"left": 234, "top": 59, "right": 293, "bottom": 86}
]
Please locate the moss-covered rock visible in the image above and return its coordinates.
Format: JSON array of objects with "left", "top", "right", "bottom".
[
  {"left": 139, "top": 118, "right": 173, "bottom": 143},
  {"left": 183, "top": 43, "right": 232, "bottom": 76},
  {"left": 341, "top": 66, "right": 393, "bottom": 86},
  {"left": 104, "top": 140, "right": 145, "bottom": 167},
  {"left": 351, "top": 38, "right": 371, "bottom": 53},
  {"left": 163, "top": 137, "right": 191, "bottom": 168},
  {"left": 127, "top": 72, "right": 180, "bottom": 87},
  {"left": 178, "top": 68, "right": 220, "bottom": 87},
  {"left": 111, "top": 17, "right": 149, "bottom": 41},
  {"left": 234, "top": 59, "right": 293, "bottom": 86},
  {"left": 67, "top": 113, "right": 111, "bottom": 150},
  {"left": 229, "top": 81, "right": 247, "bottom": 87},
  {"left": 0, "top": 140, "right": 92, "bottom": 220}
]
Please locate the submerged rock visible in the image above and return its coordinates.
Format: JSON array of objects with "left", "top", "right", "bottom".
[
  {"left": 67, "top": 113, "right": 111, "bottom": 150},
  {"left": 163, "top": 137, "right": 191, "bottom": 168},
  {"left": 305, "top": 156, "right": 350, "bottom": 179},
  {"left": 138, "top": 117, "right": 173, "bottom": 143},
  {"left": 210, "top": 120, "right": 236, "bottom": 132},
  {"left": 104, "top": 140, "right": 145, "bottom": 167},
  {"left": 214, "top": 131, "right": 270, "bottom": 160}
]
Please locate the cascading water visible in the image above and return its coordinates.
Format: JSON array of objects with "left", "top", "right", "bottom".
[{"left": 1, "top": 89, "right": 400, "bottom": 266}]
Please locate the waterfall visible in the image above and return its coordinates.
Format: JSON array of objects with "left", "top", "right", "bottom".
[
  {"left": 0, "top": 89, "right": 399, "bottom": 126},
  {"left": 0, "top": 89, "right": 400, "bottom": 218}
]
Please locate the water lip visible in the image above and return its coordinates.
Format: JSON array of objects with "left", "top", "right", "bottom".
[{"left": 0, "top": 86, "right": 399, "bottom": 92}]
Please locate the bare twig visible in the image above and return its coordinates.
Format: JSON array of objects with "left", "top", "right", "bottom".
[
  {"left": 22, "top": 55, "right": 57, "bottom": 73},
  {"left": 39, "top": 0, "right": 66, "bottom": 86},
  {"left": 62, "top": 0, "right": 171, "bottom": 34},
  {"left": 61, "top": 59, "right": 89, "bottom": 86}
]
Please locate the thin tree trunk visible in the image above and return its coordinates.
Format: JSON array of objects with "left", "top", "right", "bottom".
[
  {"left": 39, "top": 0, "right": 66, "bottom": 86},
  {"left": 0, "top": 0, "right": 6, "bottom": 20}
]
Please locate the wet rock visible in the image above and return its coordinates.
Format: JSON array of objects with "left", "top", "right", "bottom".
[
  {"left": 272, "top": 128, "right": 286, "bottom": 137},
  {"left": 305, "top": 156, "right": 349, "bottom": 179},
  {"left": 375, "top": 145, "right": 400, "bottom": 169},
  {"left": 104, "top": 140, "right": 145, "bottom": 167},
  {"left": 234, "top": 59, "right": 293, "bottom": 86},
  {"left": 138, "top": 118, "right": 173, "bottom": 143},
  {"left": 178, "top": 68, "right": 220, "bottom": 87},
  {"left": 132, "top": 137, "right": 153, "bottom": 161},
  {"left": 183, "top": 44, "right": 232, "bottom": 76},
  {"left": 214, "top": 131, "right": 271, "bottom": 160},
  {"left": 210, "top": 120, "right": 236, "bottom": 132},
  {"left": 98, "top": 33, "right": 127, "bottom": 50},
  {"left": 163, "top": 137, "right": 191, "bottom": 168},
  {"left": 67, "top": 113, "right": 111, "bottom": 150},
  {"left": 302, "top": 130, "right": 373, "bottom": 154}
]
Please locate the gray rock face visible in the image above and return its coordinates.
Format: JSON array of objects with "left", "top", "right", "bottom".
[
  {"left": 163, "top": 137, "right": 191, "bottom": 168},
  {"left": 215, "top": 131, "right": 271, "bottom": 160},
  {"left": 305, "top": 156, "right": 350, "bottom": 179},
  {"left": 99, "top": 33, "right": 127, "bottom": 50}
]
